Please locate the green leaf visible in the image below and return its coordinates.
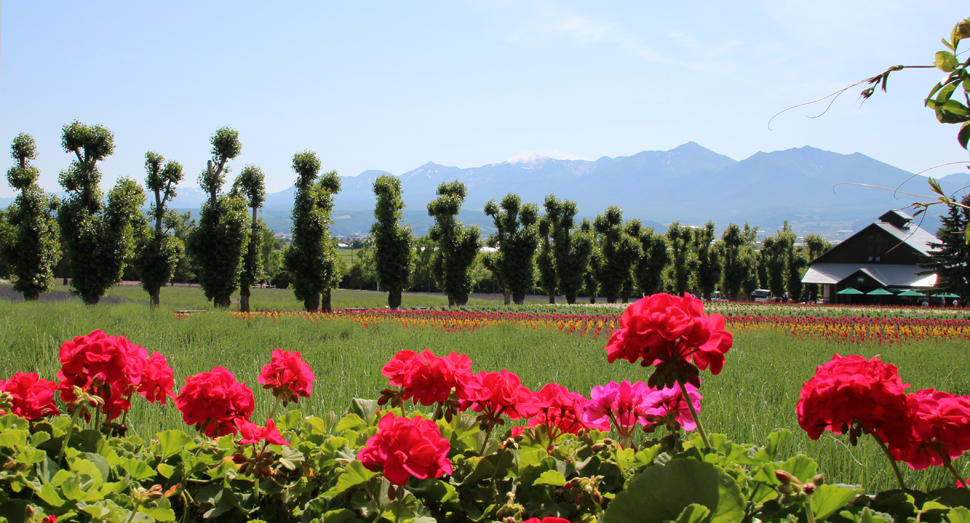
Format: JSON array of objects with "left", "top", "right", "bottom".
[
  {"left": 602, "top": 459, "right": 746, "bottom": 523},
  {"left": 322, "top": 508, "right": 364, "bottom": 523},
  {"left": 140, "top": 500, "right": 176, "bottom": 522},
  {"left": 778, "top": 455, "right": 818, "bottom": 483},
  {"left": 534, "top": 470, "right": 567, "bottom": 486},
  {"left": 936, "top": 51, "right": 960, "bottom": 72},
  {"left": 156, "top": 430, "right": 196, "bottom": 459},
  {"left": 334, "top": 413, "right": 367, "bottom": 434},
  {"left": 157, "top": 462, "right": 175, "bottom": 478},
  {"left": 122, "top": 457, "right": 157, "bottom": 480},
  {"left": 277, "top": 409, "right": 304, "bottom": 431},
  {"left": 959, "top": 122, "right": 970, "bottom": 150},
  {"left": 14, "top": 447, "right": 47, "bottom": 465},
  {"left": 349, "top": 398, "right": 380, "bottom": 422},
  {"left": 811, "top": 484, "right": 863, "bottom": 521},
  {"left": 674, "top": 504, "right": 712, "bottom": 523},
  {"left": 949, "top": 506, "right": 970, "bottom": 523},
  {"left": 335, "top": 461, "right": 377, "bottom": 495}
]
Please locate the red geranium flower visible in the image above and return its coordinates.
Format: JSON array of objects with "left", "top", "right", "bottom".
[
  {"left": 526, "top": 383, "right": 591, "bottom": 450},
  {"left": 234, "top": 418, "right": 290, "bottom": 446},
  {"left": 889, "top": 389, "right": 970, "bottom": 470},
  {"left": 258, "top": 349, "right": 315, "bottom": 405},
  {"left": 357, "top": 412, "right": 452, "bottom": 485},
  {"left": 175, "top": 367, "right": 255, "bottom": 437},
  {"left": 0, "top": 372, "right": 59, "bottom": 419},
  {"left": 402, "top": 350, "right": 477, "bottom": 406},
  {"left": 57, "top": 330, "right": 150, "bottom": 420},
  {"left": 796, "top": 354, "right": 909, "bottom": 443},
  {"left": 461, "top": 370, "right": 536, "bottom": 420},
  {"left": 138, "top": 352, "right": 175, "bottom": 405},
  {"left": 604, "top": 293, "right": 732, "bottom": 387}
]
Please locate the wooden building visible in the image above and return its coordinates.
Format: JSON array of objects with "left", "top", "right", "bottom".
[{"left": 801, "top": 210, "right": 938, "bottom": 304}]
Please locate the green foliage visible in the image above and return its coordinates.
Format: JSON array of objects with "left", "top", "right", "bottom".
[
  {"left": 544, "top": 195, "right": 594, "bottom": 305},
  {"left": 921, "top": 194, "right": 970, "bottom": 302},
  {"left": 166, "top": 211, "right": 198, "bottom": 284},
  {"left": 286, "top": 151, "right": 341, "bottom": 311},
  {"left": 2, "top": 134, "right": 61, "bottom": 300},
  {"left": 427, "top": 181, "right": 480, "bottom": 306},
  {"left": 409, "top": 234, "right": 439, "bottom": 293},
  {"left": 629, "top": 221, "right": 669, "bottom": 297},
  {"left": 665, "top": 221, "right": 698, "bottom": 295},
  {"left": 484, "top": 193, "right": 540, "bottom": 305},
  {"left": 133, "top": 152, "right": 185, "bottom": 307},
  {"left": 535, "top": 217, "right": 557, "bottom": 302},
  {"left": 720, "top": 223, "right": 758, "bottom": 300},
  {"left": 592, "top": 207, "right": 642, "bottom": 303},
  {"left": 693, "top": 221, "right": 723, "bottom": 299},
  {"left": 233, "top": 165, "right": 266, "bottom": 312},
  {"left": 762, "top": 222, "right": 797, "bottom": 299},
  {"left": 189, "top": 129, "right": 248, "bottom": 308},
  {"left": 371, "top": 176, "right": 413, "bottom": 309},
  {"left": 58, "top": 122, "right": 144, "bottom": 305}
]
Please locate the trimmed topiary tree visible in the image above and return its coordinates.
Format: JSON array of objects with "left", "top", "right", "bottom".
[
  {"left": 286, "top": 151, "right": 342, "bottom": 311},
  {"left": 133, "top": 151, "right": 184, "bottom": 307},
  {"left": 592, "top": 206, "right": 642, "bottom": 303},
  {"left": 233, "top": 165, "right": 266, "bottom": 313},
  {"left": 2, "top": 134, "right": 61, "bottom": 301},
  {"left": 544, "top": 195, "right": 594, "bottom": 305},
  {"left": 57, "top": 121, "right": 145, "bottom": 305},
  {"left": 484, "top": 193, "right": 539, "bottom": 305},
  {"left": 188, "top": 127, "right": 249, "bottom": 308},
  {"left": 628, "top": 219, "right": 669, "bottom": 297},
  {"left": 427, "top": 181, "right": 480, "bottom": 307},
  {"left": 371, "top": 175, "right": 413, "bottom": 310}
]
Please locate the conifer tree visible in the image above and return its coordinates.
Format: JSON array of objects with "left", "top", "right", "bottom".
[
  {"left": 427, "top": 181, "right": 480, "bottom": 307},
  {"left": 133, "top": 151, "right": 184, "bottom": 307},
  {"left": 2, "top": 134, "right": 61, "bottom": 300},
  {"left": 58, "top": 121, "right": 145, "bottom": 305},
  {"left": 921, "top": 194, "right": 970, "bottom": 303},
  {"left": 371, "top": 175, "right": 413, "bottom": 309}
]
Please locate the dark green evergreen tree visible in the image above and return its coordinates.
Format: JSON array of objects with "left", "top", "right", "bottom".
[
  {"left": 371, "top": 175, "right": 413, "bottom": 309},
  {"left": 693, "top": 221, "right": 722, "bottom": 299},
  {"left": 427, "top": 181, "right": 480, "bottom": 307},
  {"left": 133, "top": 151, "right": 184, "bottom": 307},
  {"left": 3, "top": 134, "right": 61, "bottom": 300},
  {"left": 720, "top": 223, "right": 758, "bottom": 300},
  {"left": 58, "top": 122, "right": 145, "bottom": 305},
  {"left": 921, "top": 194, "right": 970, "bottom": 303}
]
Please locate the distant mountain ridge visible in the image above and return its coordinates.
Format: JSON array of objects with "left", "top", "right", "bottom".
[{"left": 3, "top": 143, "right": 967, "bottom": 239}]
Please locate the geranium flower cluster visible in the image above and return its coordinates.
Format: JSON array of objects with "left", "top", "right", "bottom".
[
  {"left": 358, "top": 412, "right": 453, "bottom": 485},
  {"left": 797, "top": 353, "right": 970, "bottom": 477},
  {"left": 57, "top": 329, "right": 175, "bottom": 422},
  {"left": 175, "top": 367, "right": 256, "bottom": 437},
  {"left": 0, "top": 373, "right": 59, "bottom": 419},
  {"left": 604, "top": 293, "right": 733, "bottom": 388},
  {"left": 582, "top": 379, "right": 702, "bottom": 444},
  {"left": 258, "top": 349, "right": 315, "bottom": 406}
]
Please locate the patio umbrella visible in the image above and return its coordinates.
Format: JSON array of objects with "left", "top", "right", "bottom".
[
  {"left": 898, "top": 290, "right": 925, "bottom": 297},
  {"left": 867, "top": 288, "right": 894, "bottom": 296},
  {"left": 836, "top": 288, "right": 864, "bottom": 295},
  {"left": 940, "top": 293, "right": 960, "bottom": 298}
]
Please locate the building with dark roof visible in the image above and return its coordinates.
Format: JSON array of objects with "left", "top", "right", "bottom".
[{"left": 801, "top": 210, "right": 938, "bottom": 303}]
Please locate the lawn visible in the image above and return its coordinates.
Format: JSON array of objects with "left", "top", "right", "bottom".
[{"left": 0, "top": 296, "right": 966, "bottom": 492}]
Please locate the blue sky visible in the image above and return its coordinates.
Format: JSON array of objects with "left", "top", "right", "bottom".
[{"left": 1, "top": 1, "right": 968, "bottom": 198}]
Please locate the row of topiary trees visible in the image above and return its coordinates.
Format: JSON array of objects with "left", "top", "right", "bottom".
[{"left": 1, "top": 122, "right": 826, "bottom": 310}]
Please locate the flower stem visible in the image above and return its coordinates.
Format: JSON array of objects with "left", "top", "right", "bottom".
[
  {"left": 57, "top": 407, "right": 84, "bottom": 464},
  {"left": 871, "top": 433, "right": 906, "bottom": 490},
  {"left": 939, "top": 451, "right": 968, "bottom": 489},
  {"left": 677, "top": 379, "right": 711, "bottom": 450},
  {"left": 804, "top": 503, "right": 817, "bottom": 523},
  {"left": 267, "top": 396, "right": 282, "bottom": 423}
]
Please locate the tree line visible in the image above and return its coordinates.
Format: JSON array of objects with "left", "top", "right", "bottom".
[{"left": 0, "top": 122, "right": 833, "bottom": 310}]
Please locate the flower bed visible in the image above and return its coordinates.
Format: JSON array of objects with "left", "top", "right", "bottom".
[{"left": 2, "top": 294, "right": 970, "bottom": 522}]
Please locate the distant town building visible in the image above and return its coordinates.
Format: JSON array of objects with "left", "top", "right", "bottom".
[{"left": 801, "top": 210, "right": 938, "bottom": 304}]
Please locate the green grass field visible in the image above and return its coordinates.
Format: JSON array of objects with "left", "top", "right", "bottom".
[{"left": 0, "top": 292, "right": 967, "bottom": 493}]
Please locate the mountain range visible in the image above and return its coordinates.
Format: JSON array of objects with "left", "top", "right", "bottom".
[{"left": 4, "top": 143, "right": 968, "bottom": 240}]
